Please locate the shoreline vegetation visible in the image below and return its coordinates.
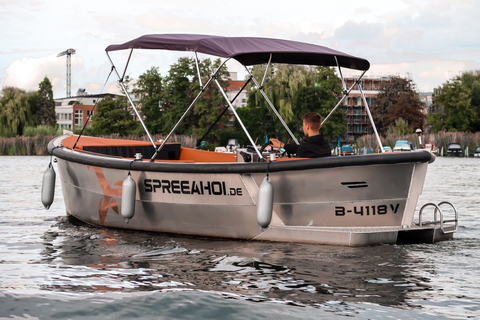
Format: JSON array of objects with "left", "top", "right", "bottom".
[{"left": 0, "top": 132, "right": 479, "bottom": 156}]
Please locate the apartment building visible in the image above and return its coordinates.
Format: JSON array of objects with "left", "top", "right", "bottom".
[{"left": 342, "top": 76, "right": 391, "bottom": 142}]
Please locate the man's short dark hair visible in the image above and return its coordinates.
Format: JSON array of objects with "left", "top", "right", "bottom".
[{"left": 302, "top": 112, "right": 322, "bottom": 132}]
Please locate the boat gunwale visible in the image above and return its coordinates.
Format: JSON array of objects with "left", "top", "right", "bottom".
[{"left": 49, "top": 136, "right": 433, "bottom": 174}]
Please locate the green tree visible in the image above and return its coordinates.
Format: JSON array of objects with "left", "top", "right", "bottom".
[
  {"left": 429, "top": 77, "right": 476, "bottom": 132},
  {"left": 0, "top": 87, "right": 37, "bottom": 136},
  {"left": 370, "top": 76, "right": 425, "bottom": 135},
  {"left": 161, "top": 57, "right": 197, "bottom": 135},
  {"left": 90, "top": 96, "right": 139, "bottom": 136},
  {"left": 386, "top": 118, "right": 414, "bottom": 136},
  {"left": 133, "top": 67, "right": 164, "bottom": 133},
  {"left": 36, "top": 77, "right": 56, "bottom": 127},
  {"left": 458, "top": 70, "right": 480, "bottom": 131}
]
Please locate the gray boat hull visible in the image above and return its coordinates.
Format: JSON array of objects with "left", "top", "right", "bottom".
[{"left": 50, "top": 135, "right": 453, "bottom": 246}]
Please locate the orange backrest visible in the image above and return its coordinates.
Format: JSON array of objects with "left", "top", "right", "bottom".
[{"left": 179, "top": 147, "right": 236, "bottom": 163}]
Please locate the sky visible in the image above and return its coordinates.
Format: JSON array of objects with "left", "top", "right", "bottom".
[{"left": 1, "top": 0, "right": 479, "bottom": 99}]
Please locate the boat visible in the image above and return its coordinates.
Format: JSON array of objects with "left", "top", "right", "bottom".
[
  {"left": 393, "top": 140, "right": 413, "bottom": 152},
  {"left": 340, "top": 145, "right": 354, "bottom": 156},
  {"left": 447, "top": 143, "right": 463, "bottom": 157},
  {"left": 382, "top": 146, "right": 393, "bottom": 153},
  {"left": 474, "top": 146, "right": 480, "bottom": 158},
  {"left": 359, "top": 147, "right": 374, "bottom": 154},
  {"left": 43, "top": 34, "right": 458, "bottom": 246},
  {"left": 424, "top": 143, "right": 438, "bottom": 155}
]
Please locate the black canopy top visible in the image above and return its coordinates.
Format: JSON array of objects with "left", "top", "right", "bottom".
[{"left": 106, "top": 34, "right": 370, "bottom": 71}]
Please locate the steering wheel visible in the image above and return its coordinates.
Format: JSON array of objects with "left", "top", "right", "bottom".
[
  {"left": 257, "top": 140, "right": 289, "bottom": 161},
  {"left": 258, "top": 140, "right": 273, "bottom": 159}
]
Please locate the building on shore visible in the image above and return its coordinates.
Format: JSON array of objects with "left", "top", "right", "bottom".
[
  {"left": 342, "top": 76, "right": 391, "bottom": 142},
  {"left": 54, "top": 89, "right": 117, "bottom": 130}
]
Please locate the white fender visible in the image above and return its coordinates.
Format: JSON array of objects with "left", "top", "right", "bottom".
[
  {"left": 41, "top": 164, "right": 56, "bottom": 209},
  {"left": 256, "top": 176, "right": 274, "bottom": 229},
  {"left": 121, "top": 174, "right": 136, "bottom": 223}
]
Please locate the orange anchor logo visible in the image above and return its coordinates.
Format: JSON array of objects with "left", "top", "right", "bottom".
[{"left": 89, "top": 166, "right": 123, "bottom": 224}]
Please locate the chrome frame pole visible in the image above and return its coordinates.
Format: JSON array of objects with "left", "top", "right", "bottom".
[
  {"left": 106, "top": 51, "right": 157, "bottom": 148},
  {"left": 335, "top": 56, "right": 347, "bottom": 93},
  {"left": 245, "top": 66, "right": 300, "bottom": 145},
  {"left": 213, "top": 77, "right": 264, "bottom": 160},
  {"left": 194, "top": 52, "right": 204, "bottom": 89},
  {"left": 121, "top": 49, "right": 134, "bottom": 81},
  {"left": 261, "top": 54, "right": 272, "bottom": 88}
]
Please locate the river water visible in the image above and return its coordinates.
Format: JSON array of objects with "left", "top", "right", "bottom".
[{"left": 0, "top": 155, "right": 479, "bottom": 319}]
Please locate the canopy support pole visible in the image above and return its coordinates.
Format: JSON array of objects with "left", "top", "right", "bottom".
[
  {"left": 106, "top": 51, "right": 157, "bottom": 149},
  {"left": 121, "top": 49, "right": 134, "bottom": 82},
  {"left": 213, "top": 77, "right": 265, "bottom": 160},
  {"left": 335, "top": 56, "right": 348, "bottom": 93},
  {"left": 261, "top": 54, "right": 273, "bottom": 88},
  {"left": 194, "top": 52, "right": 204, "bottom": 89},
  {"left": 245, "top": 66, "right": 300, "bottom": 145}
]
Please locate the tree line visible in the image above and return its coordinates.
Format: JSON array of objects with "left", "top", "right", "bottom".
[{"left": 2, "top": 56, "right": 479, "bottom": 147}]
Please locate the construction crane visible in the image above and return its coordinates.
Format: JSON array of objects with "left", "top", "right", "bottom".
[{"left": 57, "top": 48, "right": 76, "bottom": 97}]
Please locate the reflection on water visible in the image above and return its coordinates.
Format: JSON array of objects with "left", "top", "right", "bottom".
[{"left": 36, "top": 215, "right": 433, "bottom": 310}]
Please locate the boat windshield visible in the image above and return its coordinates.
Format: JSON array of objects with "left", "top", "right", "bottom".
[{"left": 395, "top": 141, "right": 410, "bottom": 147}]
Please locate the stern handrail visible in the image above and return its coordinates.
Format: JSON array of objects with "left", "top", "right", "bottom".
[{"left": 418, "top": 201, "right": 458, "bottom": 234}]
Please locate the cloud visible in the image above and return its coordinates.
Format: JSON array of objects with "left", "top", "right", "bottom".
[
  {"left": 333, "top": 21, "right": 384, "bottom": 42},
  {"left": 4, "top": 54, "right": 84, "bottom": 97},
  {"left": 366, "top": 58, "right": 476, "bottom": 91}
]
